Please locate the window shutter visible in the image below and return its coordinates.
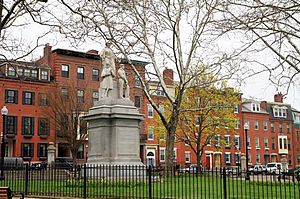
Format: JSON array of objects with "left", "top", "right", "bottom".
[
  {"left": 31, "top": 117, "right": 34, "bottom": 135},
  {"left": 22, "top": 117, "right": 25, "bottom": 134},
  {"left": 15, "top": 91, "right": 18, "bottom": 104},
  {"left": 21, "top": 144, "right": 24, "bottom": 157},
  {"left": 37, "top": 144, "right": 40, "bottom": 157},
  {"left": 224, "top": 154, "right": 226, "bottom": 163},
  {"left": 239, "top": 137, "right": 241, "bottom": 148},
  {"left": 22, "top": 91, "right": 25, "bottom": 104},
  {"left": 32, "top": 92, "right": 35, "bottom": 105},
  {"left": 229, "top": 154, "right": 232, "bottom": 163},
  {"left": 5, "top": 90, "right": 8, "bottom": 102},
  {"left": 234, "top": 154, "right": 237, "bottom": 162},
  {"left": 30, "top": 143, "right": 34, "bottom": 157}
]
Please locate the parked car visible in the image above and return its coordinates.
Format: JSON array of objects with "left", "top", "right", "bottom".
[
  {"left": 179, "top": 164, "right": 200, "bottom": 174},
  {"left": 0, "top": 157, "right": 24, "bottom": 170},
  {"left": 225, "top": 166, "right": 241, "bottom": 176},
  {"left": 248, "top": 165, "right": 254, "bottom": 173},
  {"left": 287, "top": 167, "right": 300, "bottom": 176},
  {"left": 252, "top": 164, "right": 267, "bottom": 174},
  {"left": 266, "top": 162, "right": 288, "bottom": 174},
  {"left": 54, "top": 157, "right": 74, "bottom": 170},
  {"left": 30, "top": 162, "right": 48, "bottom": 170}
]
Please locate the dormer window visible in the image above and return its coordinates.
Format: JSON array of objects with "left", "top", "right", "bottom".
[
  {"left": 252, "top": 103, "right": 260, "bottom": 112},
  {"left": 8, "top": 66, "right": 16, "bottom": 76},
  {"left": 273, "top": 105, "right": 287, "bottom": 118}
]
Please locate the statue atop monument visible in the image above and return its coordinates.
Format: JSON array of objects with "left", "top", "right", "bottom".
[
  {"left": 118, "top": 64, "right": 130, "bottom": 98},
  {"left": 100, "top": 41, "right": 116, "bottom": 98},
  {"left": 100, "top": 41, "right": 116, "bottom": 74}
]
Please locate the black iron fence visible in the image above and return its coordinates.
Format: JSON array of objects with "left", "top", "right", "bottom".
[{"left": 0, "top": 164, "right": 299, "bottom": 198}]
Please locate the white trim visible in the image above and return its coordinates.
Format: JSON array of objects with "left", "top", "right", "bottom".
[{"left": 205, "top": 151, "right": 213, "bottom": 154}]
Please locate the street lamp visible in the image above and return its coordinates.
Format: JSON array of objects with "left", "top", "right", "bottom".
[
  {"left": 0, "top": 106, "right": 8, "bottom": 180},
  {"left": 244, "top": 122, "right": 250, "bottom": 180}
]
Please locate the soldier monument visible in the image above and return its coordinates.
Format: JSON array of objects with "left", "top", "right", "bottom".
[{"left": 84, "top": 42, "right": 144, "bottom": 168}]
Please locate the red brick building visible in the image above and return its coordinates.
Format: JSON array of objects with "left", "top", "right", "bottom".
[
  {"left": 0, "top": 60, "right": 54, "bottom": 162},
  {"left": 1, "top": 45, "right": 299, "bottom": 169}
]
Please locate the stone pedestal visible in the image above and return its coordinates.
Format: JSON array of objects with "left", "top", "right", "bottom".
[
  {"left": 47, "top": 142, "right": 56, "bottom": 164},
  {"left": 84, "top": 81, "right": 144, "bottom": 170},
  {"left": 240, "top": 153, "right": 246, "bottom": 173}
]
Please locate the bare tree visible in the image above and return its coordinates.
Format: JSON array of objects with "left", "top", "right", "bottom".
[
  {"left": 216, "top": 0, "right": 300, "bottom": 95},
  {"left": 59, "top": 0, "right": 243, "bottom": 168},
  {"left": 42, "top": 81, "right": 91, "bottom": 162},
  {"left": 0, "top": 0, "right": 59, "bottom": 61}
]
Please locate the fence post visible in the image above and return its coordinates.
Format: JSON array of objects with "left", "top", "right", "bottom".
[
  {"left": 148, "top": 166, "right": 152, "bottom": 199},
  {"left": 25, "top": 164, "right": 29, "bottom": 196},
  {"left": 223, "top": 167, "right": 227, "bottom": 199},
  {"left": 83, "top": 164, "right": 87, "bottom": 199}
]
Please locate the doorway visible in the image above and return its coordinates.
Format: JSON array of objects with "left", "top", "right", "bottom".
[{"left": 146, "top": 150, "right": 156, "bottom": 166}]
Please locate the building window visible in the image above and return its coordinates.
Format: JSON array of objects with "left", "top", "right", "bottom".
[
  {"left": 271, "top": 122, "right": 274, "bottom": 132},
  {"left": 8, "top": 66, "right": 16, "bottom": 76},
  {"left": 185, "top": 152, "right": 191, "bottom": 163},
  {"left": 38, "top": 118, "right": 50, "bottom": 136},
  {"left": 263, "top": 121, "right": 268, "bottom": 131},
  {"left": 77, "top": 66, "right": 84, "bottom": 79},
  {"left": 195, "top": 116, "right": 200, "bottom": 126},
  {"left": 134, "top": 75, "right": 141, "bottom": 87},
  {"left": 61, "top": 64, "right": 69, "bottom": 78},
  {"left": 62, "top": 88, "right": 69, "bottom": 100},
  {"left": 22, "top": 91, "right": 35, "bottom": 105},
  {"left": 224, "top": 135, "right": 230, "bottom": 148},
  {"left": 22, "top": 117, "right": 34, "bottom": 135},
  {"left": 271, "top": 137, "right": 275, "bottom": 150},
  {"left": 173, "top": 149, "right": 177, "bottom": 162},
  {"left": 255, "top": 137, "right": 260, "bottom": 148},
  {"left": 41, "top": 70, "right": 48, "bottom": 80},
  {"left": 148, "top": 127, "right": 154, "bottom": 140},
  {"left": 134, "top": 96, "right": 141, "bottom": 108},
  {"left": 21, "top": 143, "right": 34, "bottom": 157},
  {"left": 247, "top": 137, "right": 251, "bottom": 148},
  {"left": 273, "top": 106, "right": 287, "bottom": 118},
  {"left": 92, "top": 68, "right": 99, "bottom": 81},
  {"left": 264, "top": 137, "right": 269, "bottom": 149},
  {"left": 5, "top": 90, "right": 18, "bottom": 104},
  {"left": 37, "top": 143, "right": 48, "bottom": 158},
  {"left": 148, "top": 104, "right": 153, "bottom": 118},
  {"left": 77, "top": 144, "right": 84, "bottom": 159},
  {"left": 18, "top": 68, "right": 23, "bottom": 76},
  {"left": 31, "top": 69, "right": 38, "bottom": 78},
  {"left": 160, "top": 148, "right": 165, "bottom": 162},
  {"left": 234, "top": 104, "right": 240, "bottom": 113},
  {"left": 288, "top": 155, "right": 292, "bottom": 165},
  {"left": 235, "top": 120, "right": 240, "bottom": 129},
  {"left": 254, "top": 120, "right": 259, "bottom": 130},
  {"left": 224, "top": 153, "right": 231, "bottom": 164},
  {"left": 287, "top": 124, "right": 290, "bottom": 133},
  {"left": 252, "top": 103, "right": 260, "bottom": 112},
  {"left": 279, "top": 123, "right": 283, "bottom": 134},
  {"left": 92, "top": 91, "right": 99, "bottom": 103},
  {"left": 234, "top": 136, "right": 240, "bottom": 149},
  {"left": 39, "top": 93, "right": 48, "bottom": 106},
  {"left": 6, "top": 116, "right": 17, "bottom": 135},
  {"left": 156, "top": 86, "right": 165, "bottom": 96},
  {"left": 245, "top": 120, "right": 250, "bottom": 130},
  {"left": 77, "top": 90, "right": 84, "bottom": 103},
  {"left": 24, "top": 69, "right": 30, "bottom": 77},
  {"left": 256, "top": 154, "right": 260, "bottom": 163},
  {"left": 288, "top": 138, "right": 291, "bottom": 150},
  {"left": 234, "top": 153, "right": 240, "bottom": 163}
]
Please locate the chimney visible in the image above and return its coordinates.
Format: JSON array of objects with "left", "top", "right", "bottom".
[
  {"left": 260, "top": 101, "right": 267, "bottom": 110},
  {"left": 274, "top": 92, "right": 283, "bottom": 103},
  {"left": 163, "top": 68, "right": 173, "bottom": 85},
  {"left": 43, "top": 43, "right": 52, "bottom": 66}
]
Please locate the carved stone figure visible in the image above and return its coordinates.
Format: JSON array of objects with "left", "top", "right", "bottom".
[
  {"left": 118, "top": 64, "right": 130, "bottom": 98},
  {"left": 101, "top": 62, "right": 115, "bottom": 98},
  {"left": 100, "top": 41, "right": 116, "bottom": 75}
]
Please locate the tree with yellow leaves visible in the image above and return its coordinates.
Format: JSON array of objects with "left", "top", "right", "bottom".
[{"left": 177, "top": 81, "right": 240, "bottom": 171}]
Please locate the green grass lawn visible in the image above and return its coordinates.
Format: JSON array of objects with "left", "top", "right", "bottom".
[{"left": 0, "top": 174, "right": 299, "bottom": 198}]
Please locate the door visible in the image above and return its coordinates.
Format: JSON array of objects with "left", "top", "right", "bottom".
[
  {"left": 205, "top": 154, "right": 211, "bottom": 170},
  {"left": 146, "top": 150, "right": 156, "bottom": 166},
  {"left": 264, "top": 155, "right": 270, "bottom": 165}
]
